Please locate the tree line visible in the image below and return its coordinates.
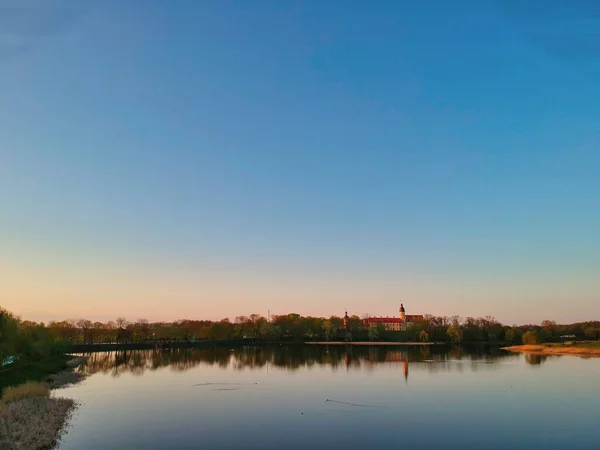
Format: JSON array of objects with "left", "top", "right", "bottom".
[
  {"left": 0, "top": 308, "right": 71, "bottom": 363},
  {"left": 4, "top": 308, "right": 600, "bottom": 347}
]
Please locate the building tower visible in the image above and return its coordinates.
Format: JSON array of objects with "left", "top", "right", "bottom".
[
  {"left": 343, "top": 310, "right": 349, "bottom": 330},
  {"left": 399, "top": 303, "right": 406, "bottom": 321}
]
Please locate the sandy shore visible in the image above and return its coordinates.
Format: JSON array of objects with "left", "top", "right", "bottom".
[
  {"left": 502, "top": 344, "right": 600, "bottom": 357},
  {"left": 306, "top": 341, "right": 437, "bottom": 346}
]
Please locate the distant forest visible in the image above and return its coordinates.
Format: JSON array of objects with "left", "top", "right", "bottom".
[{"left": 2, "top": 307, "right": 600, "bottom": 354}]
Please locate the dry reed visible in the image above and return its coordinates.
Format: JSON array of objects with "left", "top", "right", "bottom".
[
  {"left": 0, "top": 397, "right": 76, "bottom": 450},
  {"left": 2, "top": 382, "right": 49, "bottom": 404},
  {"left": 0, "top": 358, "right": 87, "bottom": 448}
]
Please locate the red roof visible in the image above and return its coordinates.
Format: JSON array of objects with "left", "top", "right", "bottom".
[{"left": 406, "top": 315, "right": 424, "bottom": 320}]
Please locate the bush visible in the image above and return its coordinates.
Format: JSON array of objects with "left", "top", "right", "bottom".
[
  {"left": 2, "top": 382, "right": 50, "bottom": 403},
  {"left": 522, "top": 330, "right": 542, "bottom": 345},
  {"left": 53, "top": 340, "right": 73, "bottom": 355},
  {"left": 25, "top": 340, "right": 54, "bottom": 361}
]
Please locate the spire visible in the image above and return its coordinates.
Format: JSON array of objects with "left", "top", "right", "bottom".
[{"left": 399, "top": 303, "right": 405, "bottom": 312}]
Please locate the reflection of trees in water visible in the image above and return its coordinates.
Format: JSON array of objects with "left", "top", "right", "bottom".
[
  {"left": 79, "top": 348, "right": 230, "bottom": 377},
  {"left": 419, "top": 345, "right": 521, "bottom": 374},
  {"left": 77, "top": 345, "right": 522, "bottom": 377},
  {"left": 524, "top": 354, "right": 549, "bottom": 366}
]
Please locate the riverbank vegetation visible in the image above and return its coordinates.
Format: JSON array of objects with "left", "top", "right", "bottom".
[
  {"left": 0, "top": 308, "right": 75, "bottom": 391},
  {"left": 4, "top": 307, "right": 600, "bottom": 349},
  {"left": 0, "top": 355, "right": 73, "bottom": 391},
  {"left": 0, "top": 308, "right": 72, "bottom": 364}
]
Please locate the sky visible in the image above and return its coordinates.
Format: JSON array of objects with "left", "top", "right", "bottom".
[{"left": 1, "top": 0, "right": 599, "bottom": 325}]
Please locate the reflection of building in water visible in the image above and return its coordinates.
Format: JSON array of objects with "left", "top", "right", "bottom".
[
  {"left": 386, "top": 351, "right": 409, "bottom": 382},
  {"left": 358, "top": 349, "right": 410, "bottom": 382},
  {"left": 362, "top": 303, "right": 424, "bottom": 331},
  {"left": 383, "top": 351, "right": 406, "bottom": 362}
]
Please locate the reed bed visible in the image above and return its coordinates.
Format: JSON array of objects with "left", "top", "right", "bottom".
[
  {"left": 2, "top": 382, "right": 50, "bottom": 404},
  {"left": 0, "top": 396, "right": 76, "bottom": 450},
  {"left": 0, "top": 357, "right": 88, "bottom": 449}
]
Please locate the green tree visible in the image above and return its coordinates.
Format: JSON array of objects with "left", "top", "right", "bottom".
[
  {"left": 504, "top": 328, "right": 516, "bottom": 343},
  {"left": 584, "top": 328, "right": 600, "bottom": 340},
  {"left": 322, "top": 321, "right": 338, "bottom": 341},
  {"left": 207, "top": 320, "right": 234, "bottom": 340},
  {"left": 135, "top": 319, "right": 150, "bottom": 341},
  {"left": 368, "top": 326, "right": 379, "bottom": 341},
  {"left": 522, "top": 330, "right": 542, "bottom": 345},
  {"left": 259, "top": 321, "right": 280, "bottom": 341},
  {"left": 446, "top": 325, "right": 463, "bottom": 345},
  {"left": 419, "top": 330, "right": 430, "bottom": 342},
  {"left": 0, "top": 309, "right": 19, "bottom": 360}
]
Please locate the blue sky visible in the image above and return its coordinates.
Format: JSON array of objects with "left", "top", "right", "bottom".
[{"left": 1, "top": 0, "right": 599, "bottom": 324}]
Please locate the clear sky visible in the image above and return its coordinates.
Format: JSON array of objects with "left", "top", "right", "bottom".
[{"left": 1, "top": 1, "right": 599, "bottom": 325}]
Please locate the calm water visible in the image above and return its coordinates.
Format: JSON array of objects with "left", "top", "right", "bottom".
[{"left": 57, "top": 345, "right": 600, "bottom": 450}]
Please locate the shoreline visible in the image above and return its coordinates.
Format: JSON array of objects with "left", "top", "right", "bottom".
[
  {"left": 502, "top": 344, "right": 600, "bottom": 358},
  {"left": 0, "top": 354, "right": 72, "bottom": 392},
  {"left": 0, "top": 355, "right": 87, "bottom": 449},
  {"left": 305, "top": 341, "right": 438, "bottom": 346}
]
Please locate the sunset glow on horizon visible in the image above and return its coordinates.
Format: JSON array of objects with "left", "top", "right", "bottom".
[{"left": 2, "top": 1, "right": 599, "bottom": 326}]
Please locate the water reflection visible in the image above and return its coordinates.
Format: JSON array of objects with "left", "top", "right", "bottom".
[
  {"left": 77, "top": 345, "right": 523, "bottom": 380},
  {"left": 524, "top": 353, "right": 549, "bottom": 365},
  {"left": 62, "top": 345, "right": 600, "bottom": 450}
]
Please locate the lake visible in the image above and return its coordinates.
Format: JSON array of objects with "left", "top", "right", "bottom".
[{"left": 57, "top": 345, "right": 600, "bottom": 449}]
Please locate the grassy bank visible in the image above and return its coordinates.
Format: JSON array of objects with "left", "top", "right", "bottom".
[
  {"left": 502, "top": 341, "right": 600, "bottom": 357},
  {"left": 0, "top": 354, "right": 72, "bottom": 391}
]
